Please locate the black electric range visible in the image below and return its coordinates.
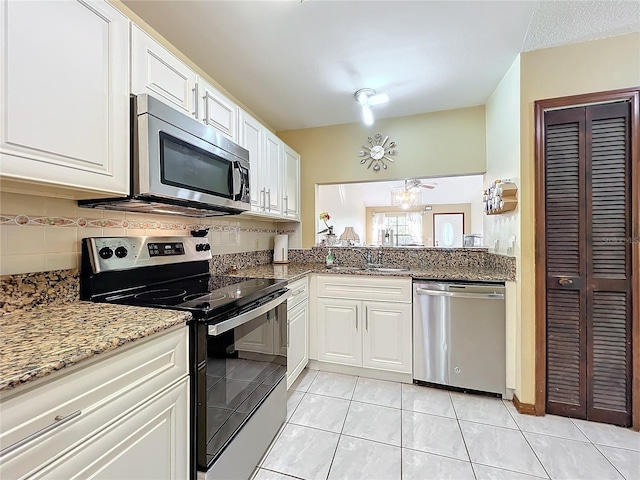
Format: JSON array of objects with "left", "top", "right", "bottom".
[{"left": 80, "top": 236, "right": 289, "bottom": 480}]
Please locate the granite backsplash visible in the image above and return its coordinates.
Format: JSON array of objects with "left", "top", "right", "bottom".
[
  {"left": 0, "top": 269, "right": 80, "bottom": 315},
  {"left": 0, "top": 247, "right": 515, "bottom": 315},
  {"left": 289, "top": 246, "right": 515, "bottom": 278}
]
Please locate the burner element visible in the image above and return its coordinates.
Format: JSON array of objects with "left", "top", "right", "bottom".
[
  {"left": 135, "top": 288, "right": 188, "bottom": 301},
  {"left": 183, "top": 292, "right": 227, "bottom": 302}
]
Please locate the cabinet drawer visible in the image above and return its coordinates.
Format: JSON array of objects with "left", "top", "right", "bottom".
[
  {"left": 317, "top": 275, "right": 411, "bottom": 303},
  {"left": 287, "top": 277, "right": 309, "bottom": 310},
  {"left": 0, "top": 326, "right": 188, "bottom": 478},
  {"left": 32, "top": 377, "right": 189, "bottom": 480}
]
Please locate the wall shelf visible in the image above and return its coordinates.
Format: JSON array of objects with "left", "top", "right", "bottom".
[{"left": 483, "top": 180, "right": 517, "bottom": 215}]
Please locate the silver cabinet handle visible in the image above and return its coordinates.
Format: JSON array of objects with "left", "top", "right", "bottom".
[
  {"left": 0, "top": 410, "right": 81, "bottom": 458},
  {"left": 355, "top": 304, "right": 358, "bottom": 330},
  {"left": 284, "top": 195, "right": 289, "bottom": 214},
  {"left": 192, "top": 83, "right": 199, "bottom": 118},
  {"left": 365, "top": 306, "right": 369, "bottom": 330},
  {"left": 267, "top": 189, "right": 272, "bottom": 211},
  {"left": 293, "top": 288, "right": 306, "bottom": 296},
  {"left": 203, "top": 91, "right": 209, "bottom": 124},
  {"left": 287, "top": 320, "right": 290, "bottom": 348},
  {"left": 415, "top": 288, "right": 504, "bottom": 300},
  {"left": 261, "top": 188, "right": 266, "bottom": 210}
]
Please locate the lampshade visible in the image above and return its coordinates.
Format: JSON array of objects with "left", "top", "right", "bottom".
[{"left": 339, "top": 227, "right": 360, "bottom": 244}]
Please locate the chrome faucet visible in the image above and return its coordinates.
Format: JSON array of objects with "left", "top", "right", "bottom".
[
  {"left": 351, "top": 248, "right": 370, "bottom": 268},
  {"left": 351, "top": 248, "right": 382, "bottom": 269}
]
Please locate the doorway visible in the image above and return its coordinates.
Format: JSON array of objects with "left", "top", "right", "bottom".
[{"left": 535, "top": 89, "right": 639, "bottom": 428}]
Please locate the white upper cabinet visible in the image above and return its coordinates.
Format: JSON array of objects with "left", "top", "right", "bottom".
[
  {"left": 264, "top": 130, "right": 283, "bottom": 216},
  {"left": 239, "top": 110, "right": 264, "bottom": 211},
  {"left": 131, "top": 24, "right": 197, "bottom": 118},
  {"left": 197, "top": 76, "right": 238, "bottom": 141},
  {"left": 283, "top": 144, "right": 301, "bottom": 220},
  {"left": 131, "top": 27, "right": 239, "bottom": 141},
  {"left": 240, "top": 109, "right": 300, "bottom": 220},
  {"left": 0, "top": 0, "right": 130, "bottom": 198}
]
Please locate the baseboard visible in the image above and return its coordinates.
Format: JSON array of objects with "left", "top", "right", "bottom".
[
  {"left": 513, "top": 393, "right": 538, "bottom": 415},
  {"left": 307, "top": 360, "right": 413, "bottom": 384}
]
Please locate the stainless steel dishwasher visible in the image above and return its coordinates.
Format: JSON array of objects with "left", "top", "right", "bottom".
[{"left": 413, "top": 281, "right": 506, "bottom": 396}]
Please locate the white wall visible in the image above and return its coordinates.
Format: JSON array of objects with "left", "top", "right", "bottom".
[
  {"left": 484, "top": 55, "right": 521, "bottom": 256},
  {"left": 317, "top": 184, "right": 367, "bottom": 245}
]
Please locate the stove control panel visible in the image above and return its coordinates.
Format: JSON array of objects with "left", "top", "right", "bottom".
[{"left": 84, "top": 236, "right": 212, "bottom": 273}]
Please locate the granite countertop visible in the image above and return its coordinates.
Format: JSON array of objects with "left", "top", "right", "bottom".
[
  {"left": 0, "top": 302, "right": 191, "bottom": 393},
  {"left": 227, "top": 262, "right": 514, "bottom": 282}
]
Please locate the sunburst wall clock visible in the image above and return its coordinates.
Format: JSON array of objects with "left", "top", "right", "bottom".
[{"left": 358, "top": 133, "right": 397, "bottom": 171}]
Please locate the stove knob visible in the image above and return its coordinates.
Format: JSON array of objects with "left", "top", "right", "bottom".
[
  {"left": 203, "top": 243, "right": 211, "bottom": 251},
  {"left": 115, "top": 246, "right": 128, "bottom": 258},
  {"left": 195, "top": 244, "right": 204, "bottom": 252},
  {"left": 98, "top": 247, "right": 113, "bottom": 259}
]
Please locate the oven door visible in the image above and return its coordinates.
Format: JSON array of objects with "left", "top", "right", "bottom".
[
  {"left": 136, "top": 102, "right": 250, "bottom": 211},
  {"left": 196, "top": 291, "right": 290, "bottom": 476}
]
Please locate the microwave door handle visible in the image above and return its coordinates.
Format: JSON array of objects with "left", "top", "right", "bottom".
[{"left": 232, "top": 164, "right": 242, "bottom": 198}]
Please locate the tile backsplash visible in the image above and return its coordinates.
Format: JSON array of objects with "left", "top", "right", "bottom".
[{"left": 0, "top": 192, "right": 300, "bottom": 275}]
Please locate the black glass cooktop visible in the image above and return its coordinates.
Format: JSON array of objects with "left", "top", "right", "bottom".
[{"left": 101, "top": 275, "right": 287, "bottom": 320}]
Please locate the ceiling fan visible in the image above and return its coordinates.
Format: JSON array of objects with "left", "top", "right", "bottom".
[
  {"left": 391, "top": 178, "right": 437, "bottom": 209},
  {"left": 404, "top": 178, "right": 437, "bottom": 190}
]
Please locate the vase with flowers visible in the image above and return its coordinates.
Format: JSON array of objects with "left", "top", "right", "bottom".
[{"left": 317, "top": 211, "right": 336, "bottom": 245}]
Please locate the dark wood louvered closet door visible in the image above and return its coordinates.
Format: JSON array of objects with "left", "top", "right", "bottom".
[{"left": 544, "top": 102, "right": 632, "bottom": 427}]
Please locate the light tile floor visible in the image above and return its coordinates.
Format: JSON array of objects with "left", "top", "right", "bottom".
[{"left": 255, "top": 368, "right": 640, "bottom": 480}]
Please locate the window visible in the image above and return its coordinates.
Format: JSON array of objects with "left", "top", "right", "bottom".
[{"left": 372, "top": 212, "right": 422, "bottom": 246}]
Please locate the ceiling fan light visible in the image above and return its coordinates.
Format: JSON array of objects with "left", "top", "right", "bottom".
[
  {"left": 368, "top": 93, "right": 389, "bottom": 106},
  {"left": 362, "top": 105, "right": 374, "bottom": 126}
]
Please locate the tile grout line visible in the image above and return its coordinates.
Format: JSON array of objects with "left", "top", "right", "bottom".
[
  {"left": 324, "top": 375, "right": 359, "bottom": 480},
  {"left": 449, "top": 390, "right": 477, "bottom": 479},
  {"left": 592, "top": 442, "right": 631, "bottom": 480},
  {"left": 400, "top": 383, "right": 404, "bottom": 480},
  {"left": 517, "top": 426, "right": 552, "bottom": 479}
]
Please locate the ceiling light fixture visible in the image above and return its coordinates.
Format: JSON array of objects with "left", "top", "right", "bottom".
[
  {"left": 355, "top": 88, "right": 389, "bottom": 126},
  {"left": 391, "top": 179, "right": 437, "bottom": 209}
]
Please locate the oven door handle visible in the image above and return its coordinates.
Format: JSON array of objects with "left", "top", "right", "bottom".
[{"left": 207, "top": 290, "right": 292, "bottom": 336}]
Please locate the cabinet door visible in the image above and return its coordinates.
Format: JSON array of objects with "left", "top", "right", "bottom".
[
  {"left": 283, "top": 145, "right": 300, "bottom": 220},
  {"left": 287, "top": 300, "right": 309, "bottom": 387},
  {"left": 263, "top": 130, "right": 283, "bottom": 216},
  {"left": 131, "top": 25, "right": 197, "bottom": 117},
  {"left": 34, "top": 377, "right": 189, "bottom": 480},
  {"left": 317, "top": 298, "right": 361, "bottom": 366},
  {"left": 238, "top": 109, "right": 264, "bottom": 212},
  {"left": 0, "top": 0, "right": 129, "bottom": 197},
  {"left": 362, "top": 302, "right": 412, "bottom": 373},
  {"left": 197, "top": 76, "right": 238, "bottom": 141}
]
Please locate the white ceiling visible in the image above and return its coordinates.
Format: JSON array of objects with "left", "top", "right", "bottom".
[
  {"left": 350, "top": 174, "right": 484, "bottom": 206},
  {"left": 123, "top": 0, "right": 640, "bottom": 132}
]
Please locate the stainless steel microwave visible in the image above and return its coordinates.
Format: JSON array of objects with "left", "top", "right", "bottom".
[{"left": 79, "top": 94, "right": 250, "bottom": 217}]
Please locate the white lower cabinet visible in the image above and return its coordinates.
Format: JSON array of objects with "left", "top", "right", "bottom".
[
  {"left": 33, "top": 377, "right": 189, "bottom": 480},
  {"left": 316, "top": 275, "right": 412, "bottom": 374},
  {"left": 0, "top": 326, "right": 189, "bottom": 480},
  {"left": 317, "top": 298, "right": 361, "bottom": 367},
  {"left": 362, "top": 301, "right": 412, "bottom": 372},
  {"left": 287, "top": 277, "right": 309, "bottom": 387}
]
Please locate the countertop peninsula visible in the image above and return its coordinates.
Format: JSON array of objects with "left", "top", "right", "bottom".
[{"left": 226, "top": 262, "right": 514, "bottom": 282}]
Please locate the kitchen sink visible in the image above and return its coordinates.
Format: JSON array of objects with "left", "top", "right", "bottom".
[
  {"left": 327, "top": 266, "right": 366, "bottom": 272},
  {"left": 366, "top": 267, "right": 411, "bottom": 273}
]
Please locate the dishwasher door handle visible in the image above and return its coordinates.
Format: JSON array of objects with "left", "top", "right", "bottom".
[{"left": 415, "top": 288, "right": 504, "bottom": 300}]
